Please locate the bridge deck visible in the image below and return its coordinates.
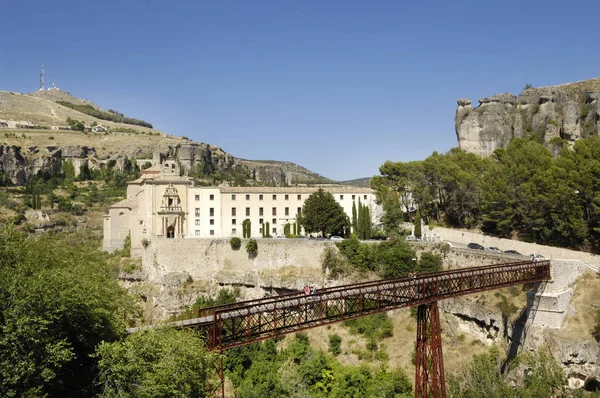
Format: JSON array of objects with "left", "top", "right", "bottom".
[{"left": 128, "top": 260, "right": 550, "bottom": 350}]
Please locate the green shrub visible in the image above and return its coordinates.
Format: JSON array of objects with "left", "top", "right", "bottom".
[
  {"left": 230, "top": 237, "right": 241, "bottom": 250},
  {"left": 328, "top": 334, "right": 342, "bottom": 356},
  {"left": 246, "top": 238, "right": 258, "bottom": 257}
]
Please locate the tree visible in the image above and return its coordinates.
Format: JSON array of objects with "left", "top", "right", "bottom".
[
  {"left": 298, "top": 188, "right": 349, "bottom": 237},
  {"left": 95, "top": 328, "right": 217, "bottom": 397},
  {"left": 242, "top": 219, "right": 251, "bottom": 238},
  {"left": 0, "top": 227, "right": 137, "bottom": 397},
  {"left": 414, "top": 211, "right": 422, "bottom": 238},
  {"left": 246, "top": 238, "right": 258, "bottom": 257},
  {"left": 352, "top": 201, "right": 358, "bottom": 234},
  {"left": 230, "top": 237, "right": 241, "bottom": 250}
]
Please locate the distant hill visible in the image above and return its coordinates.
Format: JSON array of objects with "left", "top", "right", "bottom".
[
  {"left": 0, "top": 89, "right": 159, "bottom": 134},
  {"left": 336, "top": 177, "right": 372, "bottom": 187}
]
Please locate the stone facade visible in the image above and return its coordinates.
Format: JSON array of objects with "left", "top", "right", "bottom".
[{"left": 103, "top": 159, "right": 380, "bottom": 256}]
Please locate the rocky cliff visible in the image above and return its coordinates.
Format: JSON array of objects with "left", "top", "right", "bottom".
[
  {"left": 455, "top": 78, "right": 600, "bottom": 155},
  {"left": 0, "top": 141, "right": 331, "bottom": 187}
]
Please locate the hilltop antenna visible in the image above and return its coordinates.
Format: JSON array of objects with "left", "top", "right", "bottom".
[
  {"left": 40, "top": 65, "right": 45, "bottom": 90},
  {"left": 51, "top": 75, "right": 57, "bottom": 90}
]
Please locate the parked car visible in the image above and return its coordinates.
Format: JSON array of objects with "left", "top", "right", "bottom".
[
  {"left": 467, "top": 242, "right": 484, "bottom": 250},
  {"left": 329, "top": 236, "right": 344, "bottom": 241},
  {"left": 486, "top": 246, "right": 502, "bottom": 253},
  {"left": 504, "top": 249, "right": 521, "bottom": 255}
]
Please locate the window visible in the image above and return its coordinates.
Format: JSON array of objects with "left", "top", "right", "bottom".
[
  {"left": 259, "top": 218, "right": 263, "bottom": 224},
  {"left": 259, "top": 207, "right": 264, "bottom": 216},
  {"left": 340, "top": 195, "right": 344, "bottom": 200},
  {"left": 232, "top": 194, "right": 236, "bottom": 200},
  {"left": 297, "top": 207, "right": 302, "bottom": 216},
  {"left": 297, "top": 194, "right": 301, "bottom": 200},
  {"left": 210, "top": 219, "right": 214, "bottom": 225},
  {"left": 195, "top": 230, "right": 200, "bottom": 235},
  {"left": 285, "top": 194, "right": 289, "bottom": 200},
  {"left": 210, "top": 230, "right": 214, "bottom": 236},
  {"left": 272, "top": 218, "right": 276, "bottom": 225},
  {"left": 285, "top": 207, "right": 289, "bottom": 216},
  {"left": 259, "top": 194, "right": 263, "bottom": 200},
  {"left": 195, "top": 194, "right": 200, "bottom": 201},
  {"left": 272, "top": 227, "right": 276, "bottom": 234},
  {"left": 195, "top": 219, "right": 200, "bottom": 225},
  {"left": 364, "top": 195, "right": 367, "bottom": 200},
  {"left": 272, "top": 207, "right": 277, "bottom": 216},
  {"left": 210, "top": 194, "right": 214, "bottom": 200},
  {"left": 232, "top": 219, "right": 236, "bottom": 225},
  {"left": 232, "top": 208, "right": 237, "bottom": 216},
  {"left": 210, "top": 208, "right": 214, "bottom": 217},
  {"left": 232, "top": 228, "right": 237, "bottom": 234},
  {"left": 195, "top": 208, "right": 200, "bottom": 217},
  {"left": 273, "top": 194, "right": 277, "bottom": 200},
  {"left": 352, "top": 195, "right": 355, "bottom": 200},
  {"left": 246, "top": 207, "right": 250, "bottom": 216},
  {"left": 246, "top": 194, "right": 250, "bottom": 200}
]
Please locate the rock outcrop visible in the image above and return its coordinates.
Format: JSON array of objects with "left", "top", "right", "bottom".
[
  {"left": 456, "top": 83, "right": 600, "bottom": 155},
  {"left": 0, "top": 142, "right": 331, "bottom": 187}
]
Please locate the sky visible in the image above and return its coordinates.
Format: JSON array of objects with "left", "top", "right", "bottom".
[{"left": 2, "top": 0, "right": 600, "bottom": 181}]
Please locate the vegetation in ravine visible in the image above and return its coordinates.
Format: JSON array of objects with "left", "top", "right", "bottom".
[
  {"left": 372, "top": 137, "right": 600, "bottom": 252},
  {"left": 323, "top": 237, "right": 441, "bottom": 279},
  {"left": 224, "top": 332, "right": 413, "bottom": 398},
  {"left": 0, "top": 227, "right": 138, "bottom": 397}
]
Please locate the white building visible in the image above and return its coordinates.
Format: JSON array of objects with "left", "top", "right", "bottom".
[{"left": 103, "top": 160, "right": 379, "bottom": 256}]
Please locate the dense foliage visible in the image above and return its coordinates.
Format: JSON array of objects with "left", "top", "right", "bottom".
[
  {"left": 57, "top": 101, "right": 153, "bottom": 128},
  {"left": 446, "top": 346, "right": 596, "bottom": 398},
  {"left": 299, "top": 188, "right": 350, "bottom": 237},
  {"left": 230, "top": 236, "right": 242, "bottom": 250},
  {"left": 95, "top": 328, "right": 217, "bottom": 397},
  {"left": 224, "top": 333, "right": 413, "bottom": 398},
  {"left": 0, "top": 227, "right": 137, "bottom": 397},
  {"left": 372, "top": 137, "right": 600, "bottom": 251}
]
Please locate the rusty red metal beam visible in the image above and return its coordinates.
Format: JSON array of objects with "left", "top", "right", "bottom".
[{"left": 186, "top": 260, "right": 550, "bottom": 351}]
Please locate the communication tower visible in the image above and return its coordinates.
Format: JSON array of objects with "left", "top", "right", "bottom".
[
  {"left": 51, "top": 75, "right": 57, "bottom": 90},
  {"left": 40, "top": 65, "right": 45, "bottom": 90}
]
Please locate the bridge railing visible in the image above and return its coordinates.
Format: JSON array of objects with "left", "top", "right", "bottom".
[{"left": 201, "top": 260, "right": 550, "bottom": 349}]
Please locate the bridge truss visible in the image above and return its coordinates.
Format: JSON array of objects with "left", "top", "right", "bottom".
[{"left": 164, "top": 260, "right": 550, "bottom": 397}]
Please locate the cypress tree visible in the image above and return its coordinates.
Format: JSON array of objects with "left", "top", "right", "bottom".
[{"left": 352, "top": 201, "right": 358, "bottom": 235}]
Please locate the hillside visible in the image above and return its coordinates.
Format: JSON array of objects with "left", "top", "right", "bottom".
[
  {"left": 0, "top": 89, "right": 365, "bottom": 186},
  {"left": 455, "top": 76, "right": 600, "bottom": 156},
  {"left": 337, "top": 177, "right": 371, "bottom": 187},
  {"left": 0, "top": 90, "right": 159, "bottom": 134}
]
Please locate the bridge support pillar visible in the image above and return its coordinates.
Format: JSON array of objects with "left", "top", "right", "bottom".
[{"left": 415, "top": 301, "right": 446, "bottom": 398}]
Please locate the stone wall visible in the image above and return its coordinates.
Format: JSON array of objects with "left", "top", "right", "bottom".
[
  {"left": 141, "top": 238, "right": 332, "bottom": 289},
  {"left": 426, "top": 225, "right": 600, "bottom": 268}
]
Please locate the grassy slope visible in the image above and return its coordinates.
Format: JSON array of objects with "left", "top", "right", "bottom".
[{"left": 0, "top": 91, "right": 161, "bottom": 135}]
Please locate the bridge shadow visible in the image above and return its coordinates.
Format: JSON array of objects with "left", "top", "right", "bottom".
[{"left": 501, "top": 281, "right": 546, "bottom": 373}]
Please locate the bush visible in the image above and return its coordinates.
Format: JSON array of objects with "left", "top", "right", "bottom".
[
  {"left": 328, "top": 334, "right": 342, "bottom": 356},
  {"left": 246, "top": 238, "right": 258, "bottom": 257},
  {"left": 230, "top": 237, "right": 241, "bottom": 250}
]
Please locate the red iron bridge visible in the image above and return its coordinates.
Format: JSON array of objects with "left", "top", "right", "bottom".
[{"left": 129, "top": 260, "right": 551, "bottom": 398}]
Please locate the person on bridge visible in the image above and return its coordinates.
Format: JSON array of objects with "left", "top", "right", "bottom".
[
  {"left": 304, "top": 284, "right": 310, "bottom": 296},
  {"left": 311, "top": 284, "right": 317, "bottom": 300}
]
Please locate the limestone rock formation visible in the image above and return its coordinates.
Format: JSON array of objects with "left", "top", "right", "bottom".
[{"left": 456, "top": 83, "right": 600, "bottom": 155}]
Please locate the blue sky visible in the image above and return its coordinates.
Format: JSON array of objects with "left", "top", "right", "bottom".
[{"left": 1, "top": 1, "right": 599, "bottom": 181}]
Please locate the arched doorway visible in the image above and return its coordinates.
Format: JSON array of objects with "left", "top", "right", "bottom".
[{"left": 166, "top": 226, "right": 175, "bottom": 239}]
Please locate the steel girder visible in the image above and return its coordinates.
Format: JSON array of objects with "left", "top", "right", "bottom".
[
  {"left": 193, "top": 260, "right": 550, "bottom": 350},
  {"left": 415, "top": 301, "right": 446, "bottom": 398}
]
